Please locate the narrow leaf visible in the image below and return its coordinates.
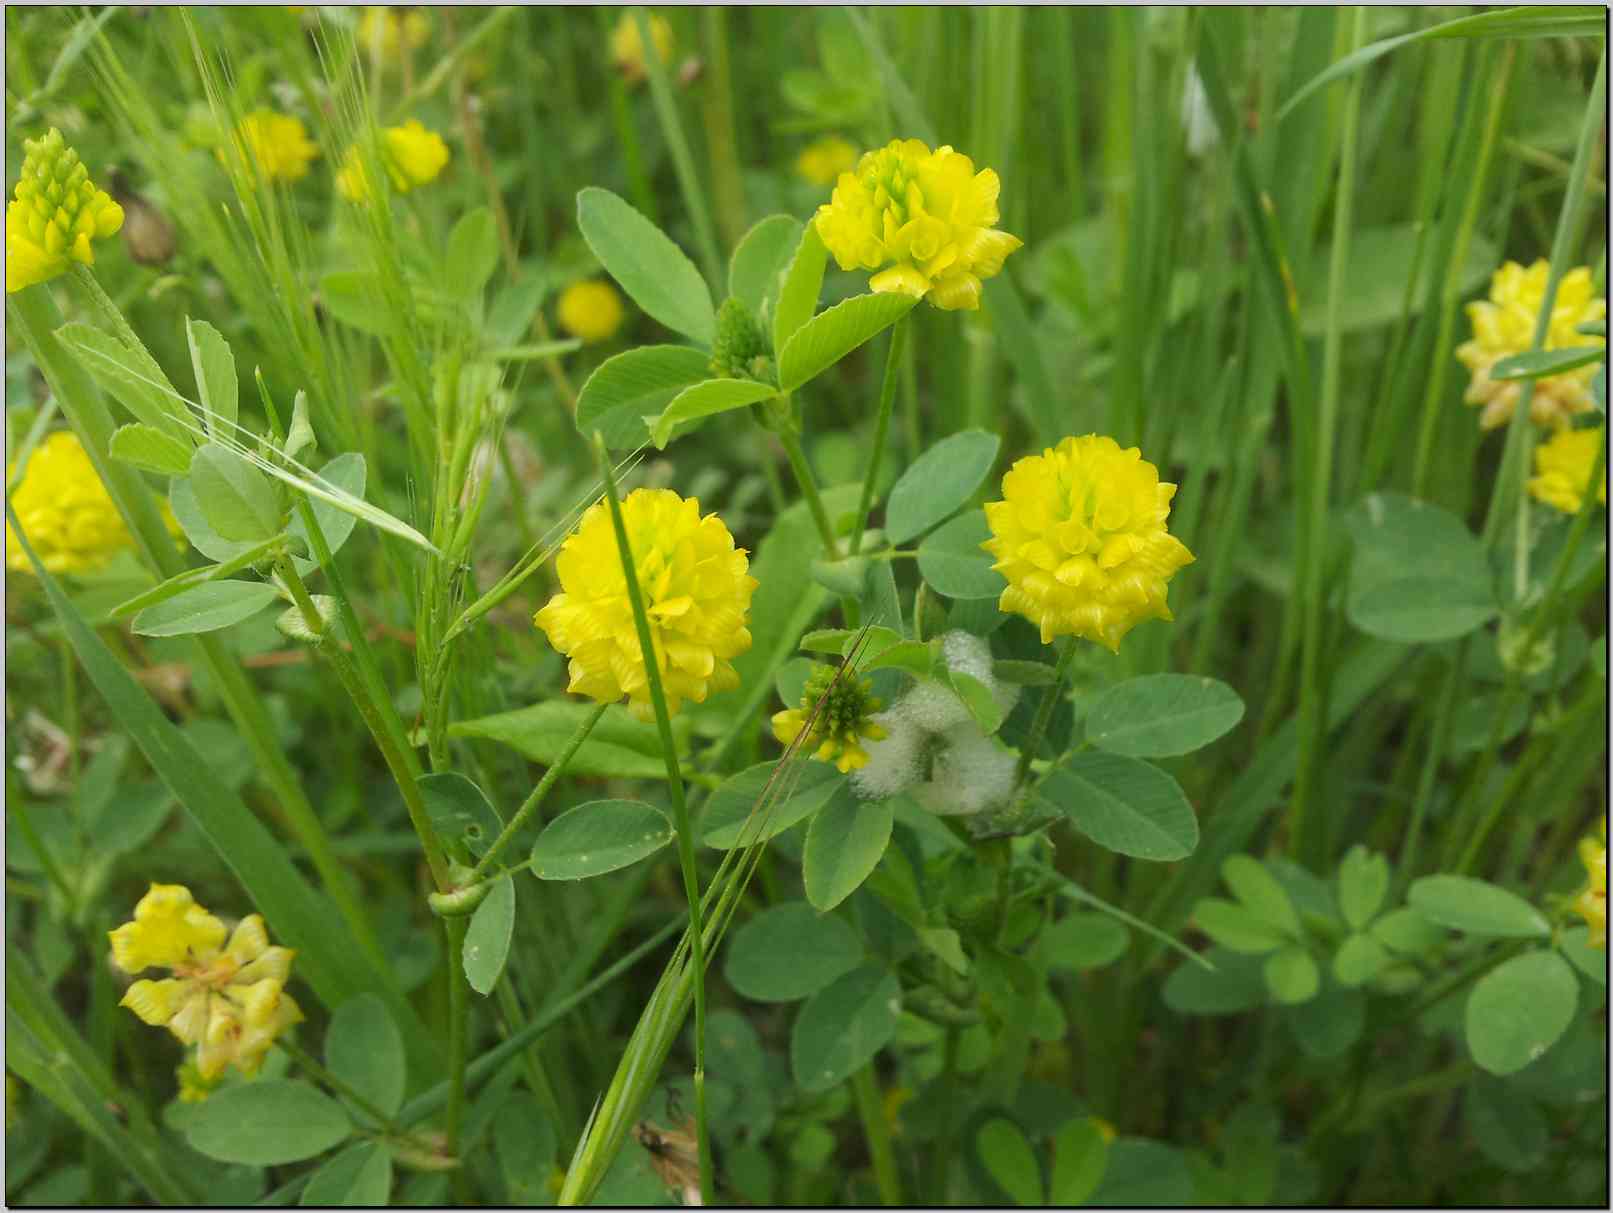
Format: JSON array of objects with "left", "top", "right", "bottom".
[
  {"left": 778, "top": 291, "right": 917, "bottom": 393},
  {"left": 131, "top": 579, "right": 281, "bottom": 637},
  {"left": 773, "top": 222, "right": 829, "bottom": 358},
  {"left": 650, "top": 378, "right": 777, "bottom": 448},
  {"left": 108, "top": 423, "right": 193, "bottom": 475},
  {"left": 577, "top": 187, "right": 714, "bottom": 344},
  {"left": 463, "top": 876, "right": 516, "bottom": 995},
  {"left": 185, "top": 317, "right": 238, "bottom": 439}
]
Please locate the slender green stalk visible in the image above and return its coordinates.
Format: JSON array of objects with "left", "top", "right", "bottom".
[
  {"left": 634, "top": 6, "right": 723, "bottom": 289},
  {"left": 1395, "top": 646, "right": 1467, "bottom": 893},
  {"left": 277, "top": 1038, "right": 410, "bottom": 1136},
  {"left": 853, "top": 1064, "right": 902, "bottom": 1205},
  {"left": 592, "top": 431, "right": 712, "bottom": 1205},
  {"left": 444, "top": 916, "right": 470, "bottom": 1157},
  {"left": 700, "top": 6, "right": 748, "bottom": 247},
  {"left": 470, "top": 702, "right": 608, "bottom": 880},
  {"left": 1012, "top": 637, "right": 1078, "bottom": 792},
  {"left": 849, "top": 316, "right": 910, "bottom": 558},
  {"left": 775, "top": 420, "right": 841, "bottom": 557}
]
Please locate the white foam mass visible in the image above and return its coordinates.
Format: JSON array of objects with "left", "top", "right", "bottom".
[
  {"left": 920, "top": 722, "right": 1019, "bottom": 816},
  {"left": 849, "top": 712, "right": 925, "bottom": 800},
  {"left": 896, "top": 679, "right": 974, "bottom": 733}
]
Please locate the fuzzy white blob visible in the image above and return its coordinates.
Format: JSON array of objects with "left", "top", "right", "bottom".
[
  {"left": 917, "top": 722, "right": 1019, "bottom": 816},
  {"left": 849, "top": 711, "right": 925, "bottom": 800}
]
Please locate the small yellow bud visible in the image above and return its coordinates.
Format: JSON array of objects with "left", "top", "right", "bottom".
[
  {"left": 557, "top": 279, "right": 625, "bottom": 344},
  {"left": 336, "top": 120, "right": 450, "bottom": 204},
  {"left": 1527, "top": 425, "right": 1606, "bottom": 515},
  {"left": 795, "top": 136, "right": 859, "bottom": 188},
  {"left": 6, "top": 128, "right": 124, "bottom": 293},
  {"left": 227, "top": 110, "right": 319, "bottom": 185},
  {"left": 609, "top": 12, "right": 674, "bottom": 85}
]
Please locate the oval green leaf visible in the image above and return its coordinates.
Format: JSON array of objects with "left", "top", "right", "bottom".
[
  {"left": 1466, "top": 950, "right": 1578, "bottom": 1076},
  {"left": 577, "top": 187, "right": 714, "bottom": 344},
  {"left": 651, "top": 378, "right": 777, "bottom": 448},
  {"left": 1408, "top": 875, "right": 1550, "bottom": 938},
  {"left": 1085, "top": 675, "right": 1245, "bottom": 758},
  {"left": 1042, "top": 912, "right": 1130, "bottom": 972},
  {"left": 1263, "top": 946, "right": 1320, "bottom": 1005},
  {"left": 190, "top": 443, "right": 283, "bottom": 541},
  {"left": 463, "top": 875, "right": 516, "bottom": 994},
  {"left": 977, "top": 1118, "right": 1043, "bottom": 1206},
  {"left": 701, "top": 760, "right": 845, "bottom": 849},
  {"left": 772, "top": 223, "right": 828, "bottom": 357},
  {"left": 802, "top": 785, "right": 894, "bottom": 912},
  {"left": 418, "top": 771, "right": 504, "bottom": 859},
  {"left": 184, "top": 1080, "right": 351, "bottom": 1165},
  {"left": 1222, "top": 855, "right": 1300, "bottom": 935},
  {"left": 789, "top": 964, "right": 901, "bottom": 1093},
  {"left": 885, "top": 429, "right": 1002, "bottom": 545},
  {"left": 917, "top": 510, "right": 1005, "bottom": 600},
  {"left": 131, "top": 580, "right": 281, "bottom": 638},
  {"left": 110, "top": 422, "right": 193, "bottom": 476},
  {"left": 530, "top": 799, "right": 672, "bottom": 879},
  {"left": 576, "top": 344, "right": 714, "bottom": 450},
  {"left": 729, "top": 214, "right": 803, "bottom": 323},
  {"left": 325, "top": 994, "right": 406, "bottom": 1118},
  {"left": 724, "top": 900, "right": 864, "bottom": 1002},
  {"left": 1050, "top": 1117, "right": 1109, "bottom": 1206},
  {"left": 777, "top": 291, "right": 917, "bottom": 393},
  {"left": 1041, "top": 752, "right": 1199, "bottom": 861},
  {"left": 1192, "top": 898, "right": 1289, "bottom": 955},
  {"left": 300, "top": 1141, "right": 392, "bottom": 1207}
]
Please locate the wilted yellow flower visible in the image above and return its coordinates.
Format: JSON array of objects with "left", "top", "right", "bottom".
[
  {"left": 535, "top": 489, "right": 756, "bottom": 720},
  {"left": 1528, "top": 425, "right": 1606, "bottom": 515},
  {"left": 772, "top": 663, "right": 888, "bottom": 773},
  {"left": 228, "top": 110, "right": 319, "bottom": 185},
  {"left": 795, "top": 136, "right": 859, "bottom": 188},
  {"left": 175, "top": 1059, "right": 217, "bottom": 1104},
  {"left": 982, "top": 435, "right": 1194, "bottom": 651},
  {"left": 1456, "top": 261, "right": 1607, "bottom": 430},
  {"left": 557, "top": 279, "right": 625, "bottom": 343},
  {"left": 110, "top": 884, "right": 303, "bottom": 1080},
  {"left": 1572, "top": 837, "right": 1606, "bottom": 948},
  {"left": 335, "top": 120, "right": 450, "bottom": 203},
  {"left": 5, "top": 128, "right": 124, "bottom": 293},
  {"left": 609, "top": 11, "right": 674, "bottom": 85},
  {"left": 6, "top": 431, "right": 139, "bottom": 575},
  {"left": 358, "top": 5, "right": 430, "bottom": 58},
  {"left": 814, "top": 138, "right": 1022, "bottom": 312}
]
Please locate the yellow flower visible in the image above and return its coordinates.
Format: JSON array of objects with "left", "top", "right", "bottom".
[
  {"left": 609, "top": 11, "right": 674, "bottom": 85},
  {"left": 814, "top": 138, "right": 1023, "bottom": 312},
  {"left": 1456, "top": 260, "right": 1607, "bottom": 430},
  {"left": 5, "top": 128, "right": 124, "bottom": 293},
  {"left": 1528, "top": 425, "right": 1606, "bottom": 515},
  {"left": 228, "top": 110, "right": 319, "bottom": 185},
  {"left": 1572, "top": 837, "right": 1606, "bottom": 948},
  {"left": 982, "top": 435, "right": 1194, "bottom": 651},
  {"left": 534, "top": 488, "right": 756, "bottom": 721},
  {"left": 6, "top": 431, "right": 140, "bottom": 575},
  {"left": 176, "top": 1059, "right": 217, "bottom": 1104},
  {"left": 772, "top": 663, "right": 888, "bottom": 773},
  {"left": 795, "top": 136, "right": 859, "bottom": 188},
  {"left": 335, "top": 120, "right": 450, "bottom": 203},
  {"left": 357, "top": 5, "right": 430, "bottom": 58},
  {"left": 110, "top": 884, "right": 303, "bottom": 1080},
  {"left": 557, "top": 279, "right": 625, "bottom": 344}
]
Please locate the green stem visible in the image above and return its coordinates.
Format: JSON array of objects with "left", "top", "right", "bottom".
[
  {"left": 775, "top": 420, "right": 840, "bottom": 557},
  {"left": 1012, "top": 637, "right": 1078, "bottom": 792},
  {"left": 849, "top": 315, "right": 910, "bottom": 557},
  {"left": 634, "top": 6, "right": 723, "bottom": 289},
  {"left": 700, "top": 6, "right": 748, "bottom": 248},
  {"left": 444, "top": 917, "right": 469, "bottom": 1156},
  {"left": 470, "top": 702, "right": 608, "bottom": 880},
  {"left": 592, "top": 432, "right": 712, "bottom": 1206},
  {"left": 930, "top": 1026, "right": 961, "bottom": 1203},
  {"left": 853, "top": 1064, "right": 902, "bottom": 1205}
]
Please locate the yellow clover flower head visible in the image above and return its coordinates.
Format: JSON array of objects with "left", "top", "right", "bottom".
[
  {"left": 534, "top": 488, "right": 757, "bottom": 721},
  {"left": 1573, "top": 837, "right": 1606, "bottom": 948},
  {"left": 1528, "top": 424, "right": 1606, "bottom": 515},
  {"left": 5, "top": 127, "right": 124, "bottom": 293},
  {"left": 6, "top": 431, "right": 141, "bottom": 575},
  {"left": 982, "top": 435, "right": 1194, "bottom": 651},
  {"left": 795, "top": 135, "right": 860, "bottom": 189},
  {"left": 772, "top": 663, "right": 889, "bottom": 774},
  {"left": 609, "top": 11, "right": 674, "bottom": 85},
  {"left": 336, "top": 120, "right": 450, "bottom": 203},
  {"left": 228, "top": 110, "right": 319, "bottom": 185},
  {"left": 1456, "top": 260, "right": 1607, "bottom": 430},
  {"left": 814, "top": 137, "right": 1023, "bottom": 312},
  {"left": 109, "top": 883, "right": 303, "bottom": 1081},
  {"left": 557, "top": 279, "right": 625, "bottom": 344},
  {"left": 358, "top": 5, "right": 430, "bottom": 58}
]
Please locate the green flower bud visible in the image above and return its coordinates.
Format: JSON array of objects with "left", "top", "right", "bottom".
[
  {"left": 6, "top": 128, "right": 125, "bottom": 293},
  {"left": 709, "top": 296, "right": 770, "bottom": 380}
]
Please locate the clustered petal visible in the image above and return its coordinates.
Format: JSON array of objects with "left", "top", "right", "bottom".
[
  {"left": 814, "top": 138, "right": 1023, "bottom": 312},
  {"left": 772, "top": 663, "right": 888, "bottom": 773},
  {"left": 336, "top": 120, "right": 450, "bottom": 203},
  {"left": 557, "top": 279, "right": 625, "bottom": 344},
  {"left": 6, "top": 431, "right": 141, "bottom": 575},
  {"left": 982, "top": 435, "right": 1194, "bottom": 652},
  {"left": 5, "top": 128, "right": 124, "bottom": 294},
  {"left": 534, "top": 488, "right": 757, "bottom": 721},
  {"left": 1573, "top": 837, "right": 1606, "bottom": 949},
  {"left": 1455, "top": 260, "right": 1607, "bottom": 430},
  {"left": 1527, "top": 425, "right": 1606, "bottom": 515},
  {"left": 109, "top": 884, "right": 303, "bottom": 1081},
  {"left": 609, "top": 11, "right": 674, "bottom": 84},
  {"left": 228, "top": 110, "right": 319, "bottom": 184}
]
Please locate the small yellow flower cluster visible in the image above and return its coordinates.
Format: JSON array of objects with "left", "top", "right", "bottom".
[
  {"left": 1573, "top": 837, "right": 1606, "bottom": 948},
  {"left": 1528, "top": 425, "right": 1606, "bottom": 515},
  {"left": 229, "top": 110, "right": 319, "bottom": 185},
  {"left": 795, "top": 136, "right": 859, "bottom": 189},
  {"left": 110, "top": 884, "right": 303, "bottom": 1081},
  {"left": 358, "top": 5, "right": 430, "bottom": 58},
  {"left": 557, "top": 279, "right": 625, "bottom": 344},
  {"left": 772, "top": 664, "right": 888, "bottom": 773},
  {"left": 534, "top": 488, "right": 757, "bottom": 720},
  {"left": 5, "top": 128, "right": 124, "bottom": 294},
  {"left": 1456, "top": 260, "right": 1607, "bottom": 430},
  {"left": 336, "top": 120, "right": 451, "bottom": 204},
  {"left": 609, "top": 12, "right": 674, "bottom": 85},
  {"left": 6, "top": 431, "right": 140, "bottom": 575},
  {"left": 814, "top": 138, "right": 1023, "bottom": 311},
  {"left": 982, "top": 435, "right": 1194, "bottom": 651}
]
